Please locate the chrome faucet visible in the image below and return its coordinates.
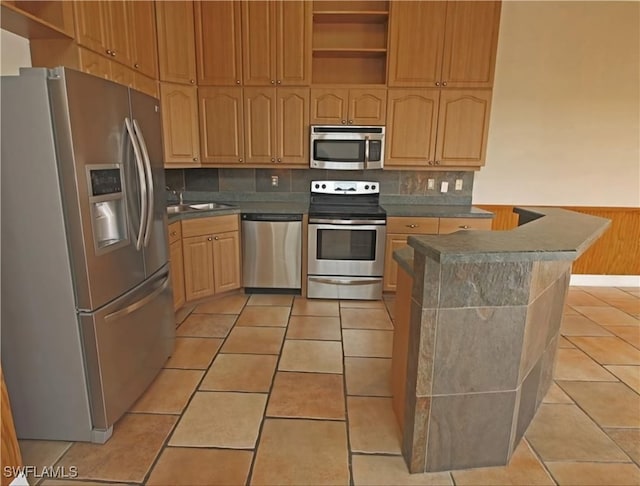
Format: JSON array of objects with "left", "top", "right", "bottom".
[{"left": 166, "top": 186, "right": 184, "bottom": 204}]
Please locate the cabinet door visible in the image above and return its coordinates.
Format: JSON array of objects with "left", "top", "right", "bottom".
[
  {"left": 195, "top": 1, "right": 242, "bottom": 86},
  {"left": 385, "top": 89, "right": 439, "bottom": 167},
  {"left": 156, "top": 1, "right": 197, "bottom": 84},
  {"left": 277, "top": 1, "right": 311, "bottom": 86},
  {"left": 169, "top": 240, "right": 185, "bottom": 310},
  {"left": 441, "top": 1, "right": 501, "bottom": 88},
  {"left": 383, "top": 234, "right": 410, "bottom": 292},
  {"left": 129, "top": 0, "right": 158, "bottom": 78},
  {"left": 110, "top": 62, "right": 135, "bottom": 88},
  {"left": 106, "top": 1, "right": 134, "bottom": 67},
  {"left": 79, "top": 48, "right": 111, "bottom": 80},
  {"left": 212, "top": 231, "right": 241, "bottom": 293},
  {"left": 160, "top": 83, "right": 200, "bottom": 165},
  {"left": 244, "top": 87, "right": 277, "bottom": 164},
  {"left": 387, "top": 1, "right": 447, "bottom": 87},
  {"left": 183, "top": 235, "right": 215, "bottom": 301},
  {"left": 242, "top": 1, "right": 276, "bottom": 86},
  {"left": 74, "top": 2, "right": 110, "bottom": 56},
  {"left": 134, "top": 73, "right": 159, "bottom": 99},
  {"left": 434, "top": 89, "right": 492, "bottom": 167},
  {"left": 199, "top": 87, "right": 245, "bottom": 164},
  {"left": 310, "top": 88, "right": 348, "bottom": 125},
  {"left": 277, "top": 88, "right": 309, "bottom": 165},
  {"left": 349, "top": 89, "right": 387, "bottom": 125}
]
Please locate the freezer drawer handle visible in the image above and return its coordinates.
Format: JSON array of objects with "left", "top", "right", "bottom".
[
  {"left": 309, "top": 277, "right": 381, "bottom": 286},
  {"left": 105, "top": 275, "right": 169, "bottom": 322}
]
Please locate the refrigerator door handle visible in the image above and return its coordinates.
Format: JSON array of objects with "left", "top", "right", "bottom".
[
  {"left": 104, "top": 273, "right": 169, "bottom": 322},
  {"left": 132, "top": 119, "right": 154, "bottom": 248},
  {"left": 124, "top": 117, "right": 147, "bottom": 251}
]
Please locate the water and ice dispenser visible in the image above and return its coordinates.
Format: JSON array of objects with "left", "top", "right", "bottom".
[{"left": 87, "top": 166, "right": 127, "bottom": 252}]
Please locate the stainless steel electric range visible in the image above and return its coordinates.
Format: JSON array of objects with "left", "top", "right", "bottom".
[{"left": 307, "top": 180, "right": 386, "bottom": 300}]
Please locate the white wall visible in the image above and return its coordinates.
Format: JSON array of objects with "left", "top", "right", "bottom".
[
  {"left": 0, "top": 29, "right": 31, "bottom": 75},
  {"left": 474, "top": 1, "right": 640, "bottom": 207}
]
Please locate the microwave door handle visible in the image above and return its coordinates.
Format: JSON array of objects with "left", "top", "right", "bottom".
[
  {"left": 364, "top": 136, "right": 370, "bottom": 170},
  {"left": 132, "top": 119, "right": 154, "bottom": 247},
  {"left": 124, "top": 117, "right": 147, "bottom": 251}
]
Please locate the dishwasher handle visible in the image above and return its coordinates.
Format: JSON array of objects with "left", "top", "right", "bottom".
[{"left": 241, "top": 213, "right": 303, "bottom": 222}]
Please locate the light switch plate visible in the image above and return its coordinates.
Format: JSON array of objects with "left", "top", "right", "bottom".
[
  {"left": 271, "top": 176, "right": 279, "bottom": 187},
  {"left": 440, "top": 181, "right": 449, "bottom": 193},
  {"left": 427, "top": 178, "right": 435, "bottom": 190},
  {"left": 455, "top": 179, "right": 463, "bottom": 191}
]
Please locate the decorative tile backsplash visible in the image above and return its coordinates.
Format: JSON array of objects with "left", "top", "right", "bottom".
[{"left": 165, "top": 168, "right": 474, "bottom": 204}]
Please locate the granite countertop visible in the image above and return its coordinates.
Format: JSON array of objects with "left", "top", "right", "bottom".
[
  {"left": 167, "top": 201, "right": 310, "bottom": 223},
  {"left": 404, "top": 207, "right": 611, "bottom": 264},
  {"left": 382, "top": 204, "right": 493, "bottom": 218}
]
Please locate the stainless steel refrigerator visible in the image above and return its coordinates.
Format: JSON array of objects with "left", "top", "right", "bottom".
[{"left": 1, "top": 67, "right": 175, "bottom": 443}]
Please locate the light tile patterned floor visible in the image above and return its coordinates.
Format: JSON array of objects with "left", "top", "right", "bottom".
[{"left": 18, "top": 286, "right": 640, "bottom": 485}]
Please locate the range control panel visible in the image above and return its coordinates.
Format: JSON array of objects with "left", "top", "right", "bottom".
[{"left": 310, "top": 180, "right": 379, "bottom": 195}]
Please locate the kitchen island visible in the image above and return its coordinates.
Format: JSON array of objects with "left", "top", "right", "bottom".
[{"left": 392, "top": 207, "right": 610, "bottom": 473}]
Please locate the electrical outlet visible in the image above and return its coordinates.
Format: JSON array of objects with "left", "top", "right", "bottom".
[
  {"left": 427, "top": 178, "right": 435, "bottom": 190},
  {"left": 455, "top": 179, "right": 463, "bottom": 191},
  {"left": 440, "top": 181, "right": 449, "bottom": 193},
  {"left": 271, "top": 175, "right": 279, "bottom": 187}
]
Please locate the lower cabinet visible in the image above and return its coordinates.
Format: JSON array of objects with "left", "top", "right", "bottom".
[
  {"left": 167, "top": 221, "right": 185, "bottom": 311},
  {"left": 181, "top": 214, "right": 241, "bottom": 302},
  {"left": 383, "top": 216, "right": 492, "bottom": 291}
]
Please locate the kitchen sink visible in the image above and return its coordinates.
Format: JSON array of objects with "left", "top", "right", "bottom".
[{"left": 166, "top": 202, "right": 236, "bottom": 214}]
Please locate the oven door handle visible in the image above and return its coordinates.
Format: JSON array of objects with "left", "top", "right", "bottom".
[
  {"left": 309, "top": 277, "right": 382, "bottom": 286},
  {"left": 309, "top": 218, "right": 386, "bottom": 225}
]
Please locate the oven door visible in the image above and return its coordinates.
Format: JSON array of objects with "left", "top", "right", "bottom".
[{"left": 308, "top": 220, "right": 386, "bottom": 276}]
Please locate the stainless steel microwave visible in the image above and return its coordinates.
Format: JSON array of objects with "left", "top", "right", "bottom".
[{"left": 310, "top": 125, "right": 385, "bottom": 170}]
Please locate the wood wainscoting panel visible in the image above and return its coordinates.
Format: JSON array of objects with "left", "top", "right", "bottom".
[{"left": 476, "top": 205, "right": 640, "bottom": 275}]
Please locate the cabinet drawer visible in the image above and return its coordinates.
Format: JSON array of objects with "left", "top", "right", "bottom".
[
  {"left": 387, "top": 217, "right": 439, "bottom": 235},
  {"left": 168, "top": 221, "right": 182, "bottom": 244},
  {"left": 181, "top": 214, "right": 239, "bottom": 238},
  {"left": 438, "top": 217, "right": 492, "bottom": 234}
]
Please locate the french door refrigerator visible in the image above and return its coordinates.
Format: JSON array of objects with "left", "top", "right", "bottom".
[{"left": 1, "top": 67, "right": 175, "bottom": 443}]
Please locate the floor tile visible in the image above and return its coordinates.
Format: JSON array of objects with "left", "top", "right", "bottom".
[
  {"left": 177, "top": 314, "right": 236, "bottom": 338},
  {"left": 286, "top": 316, "right": 342, "bottom": 341},
  {"left": 200, "top": 354, "right": 278, "bottom": 392},
  {"left": 41, "top": 481, "right": 123, "bottom": 486},
  {"left": 572, "top": 306, "right": 639, "bottom": 326},
  {"left": 352, "top": 455, "right": 453, "bottom": 485},
  {"left": 341, "top": 308, "right": 394, "bottom": 330},
  {"left": 345, "top": 357, "right": 392, "bottom": 397},
  {"left": 607, "top": 298, "right": 640, "bottom": 316},
  {"left": 603, "top": 325, "right": 640, "bottom": 348},
  {"left": 557, "top": 336, "right": 576, "bottom": 348},
  {"left": 291, "top": 297, "right": 340, "bottom": 317},
  {"left": 221, "top": 326, "right": 285, "bottom": 355},
  {"left": 164, "top": 337, "right": 222, "bottom": 369},
  {"left": 340, "top": 300, "right": 387, "bottom": 309},
  {"left": 565, "top": 290, "right": 607, "bottom": 307},
  {"left": 553, "top": 348, "right": 618, "bottom": 381},
  {"left": 250, "top": 418, "right": 349, "bottom": 486},
  {"left": 568, "top": 336, "right": 640, "bottom": 365},
  {"left": 247, "top": 294, "right": 294, "bottom": 306},
  {"left": 347, "top": 396, "right": 402, "bottom": 454},
  {"left": 451, "top": 440, "right": 555, "bottom": 485},
  {"left": 266, "top": 371, "right": 345, "bottom": 419},
  {"left": 546, "top": 462, "right": 640, "bottom": 485},
  {"left": 524, "top": 404, "right": 628, "bottom": 462},
  {"left": 235, "top": 306, "right": 290, "bottom": 327},
  {"left": 557, "top": 381, "right": 640, "bottom": 428},
  {"left": 18, "top": 440, "right": 72, "bottom": 484},
  {"left": 620, "top": 287, "right": 640, "bottom": 298},
  {"left": 343, "top": 329, "right": 393, "bottom": 358},
  {"left": 146, "top": 448, "right": 253, "bottom": 486},
  {"left": 130, "top": 369, "right": 203, "bottom": 414},
  {"left": 604, "top": 365, "right": 640, "bottom": 393},
  {"left": 604, "top": 428, "right": 640, "bottom": 463},
  {"left": 560, "top": 314, "right": 612, "bottom": 336},
  {"left": 56, "top": 414, "right": 177, "bottom": 483},
  {"left": 169, "top": 391, "right": 267, "bottom": 448},
  {"left": 193, "top": 294, "right": 248, "bottom": 314},
  {"left": 583, "top": 287, "right": 636, "bottom": 301},
  {"left": 278, "top": 339, "right": 343, "bottom": 373},
  {"left": 542, "top": 382, "right": 574, "bottom": 404}
]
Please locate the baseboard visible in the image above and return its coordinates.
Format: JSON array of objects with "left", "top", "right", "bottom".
[{"left": 570, "top": 274, "right": 640, "bottom": 287}]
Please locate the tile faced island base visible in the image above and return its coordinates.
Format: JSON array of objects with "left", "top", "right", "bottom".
[{"left": 392, "top": 207, "right": 611, "bottom": 473}]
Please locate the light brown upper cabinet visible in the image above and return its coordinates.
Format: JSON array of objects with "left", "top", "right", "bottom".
[
  {"left": 199, "top": 87, "right": 245, "bottom": 165},
  {"left": 156, "top": 1, "right": 197, "bottom": 85},
  {"left": 242, "top": 1, "right": 311, "bottom": 86},
  {"left": 386, "top": 88, "right": 492, "bottom": 168},
  {"left": 128, "top": 1, "right": 158, "bottom": 79},
  {"left": 195, "top": 1, "right": 242, "bottom": 86},
  {"left": 243, "top": 87, "right": 310, "bottom": 166},
  {"left": 310, "top": 88, "right": 386, "bottom": 125},
  {"left": 160, "top": 83, "right": 200, "bottom": 166},
  {"left": 388, "top": 1, "right": 501, "bottom": 88}
]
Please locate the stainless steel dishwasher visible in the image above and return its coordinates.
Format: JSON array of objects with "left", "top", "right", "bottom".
[{"left": 241, "top": 213, "right": 303, "bottom": 292}]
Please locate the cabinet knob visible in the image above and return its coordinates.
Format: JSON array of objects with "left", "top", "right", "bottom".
[
  {"left": 207, "top": 237, "right": 212, "bottom": 241},
  {"left": 435, "top": 161, "right": 441, "bottom": 165},
  {"left": 277, "top": 80, "right": 281, "bottom": 84},
  {"left": 459, "top": 225, "right": 470, "bottom": 229},
  {"left": 106, "top": 49, "right": 112, "bottom": 55},
  {"left": 193, "top": 157, "right": 199, "bottom": 162},
  {"left": 407, "top": 224, "right": 418, "bottom": 228},
  {"left": 341, "top": 120, "right": 346, "bottom": 125},
  {"left": 271, "top": 158, "right": 276, "bottom": 163},
  {"left": 236, "top": 80, "right": 240, "bottom": 84},
  {"left": 190, "top": 79, "right": 195, "bottom": 84},
  {"left": 134, "top": 63, "right": 140, "bottom": 69},
  {"left": 442, "top": 81, "right": 447, "bottom": 86},
  {"left": 271, "top": 80, "right": 275, "bottom": 84},
  {"left": 348, "top": 120, "right": 354, "bottom": 124},
  {"left": 214, "top": 236, "right": 219, "bottom": 240},
  {"left": 435, "top": 81, "right": 440, "bottom": 86},
  {"left": 239, "top": 158, "right": 243, "bottom": 162},
  {"left": 277, "top": 157, "right": 282, "bottom": 163},
  {"left": 111, "top": 51, "right": 116, "bottom": 57},
  {"left": 170, "top": 231, "right": 177, "bottom": 236},
  {"left": 428, "top": 161, "right": 434, "bottom": 166}
]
